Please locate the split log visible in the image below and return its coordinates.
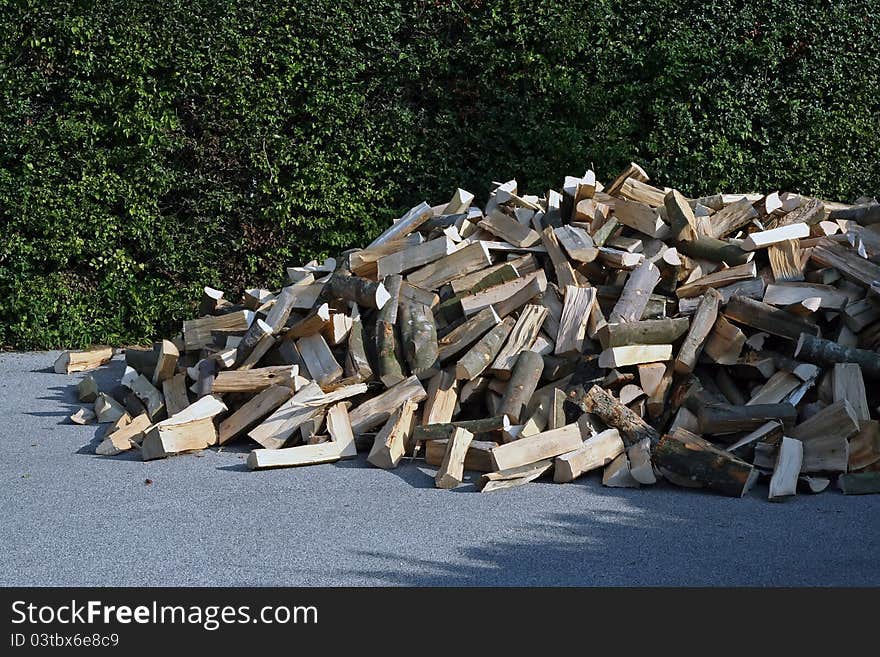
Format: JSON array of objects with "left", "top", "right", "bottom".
[
  {"left": 540, "top": 226, "right": 577, "bottom": 289},
  {"left": 553, "top": 429, "right": 625, "bottom": 483},
  {"left": 608, "top": 260, "right": 660, "bottom": 322},
  {"left": 198, "top": 286, "right": 226, "bottom": 315},
  {"left": 348, "top": 376, "right": 427, "bottom": 434},
  {"left": 407, "top": 242, "right": 492, "bottom": 290},
  {"left": 598, "top": 317, "right": 689, "bottom": 349},
  {"left": 129, "top": 374, "right": 166, "bottom": 421},
  {"left": 247, "top": 382, "right": 327, "bottom": 449},
  {"left": 296, "top": 334, "right": 343, "bottom": 387},
  {"left": 763, "top": 282, "right": 848, "bottom": 310},
  {"left": 742, "top": 223, "right": 810, "bottom": 250},
  {"left": 95, "top": 413, "right": 152, "bottom": 456},
  {"left": 674, "top": 288, "right": 721, "bottom": 374},
  {"left": 794, "top": 333, "right": 880, "bottom": 379},
  {"left": 213, "top": 365, "right": 298, "bottom": 393},
  {"left": 675, "top": 236, "right": 752, "bottom": 266},
  {"left": 613, "top": 197, "right": 669, "bottom": 238},
  {"left": 375, "top": 274, "right": 406, "bottom": 387},
  {"left": 377, "top": 236, "right": 455, "bottom": 278},
  {"left": 54, "top": 346, "right": 114, "bottom": 374},
  {"left": 653, "top": 428, "right": 758, "bottom": 497},
  {"left": 151, "top": 339, "right": 179, "bottom": 384},
  {"left": 423, "top": 369, "right": 458, "bottom": 425},
  {"left": 434, "top": 428, "right": 475, "bottom": 489},
  {"left": 426, "top": 439, "right": 496, "bottom": 473},
  {"left": 724, "top": 296, "right": 819, "bottom": 341},
  {"left": 344, "top": 306, "right": 374, "bottom": 383},
  {"left": 479, "top": 209, "right": 541, "bottom": 247},
  {"left": 141, "top": 396, "right": 228, "bottom": 460},
  {"left": 767, "top": 239, "right": 805, "bottom": 282},
  {"left": 70, "top": 407, "right": 95, "bottom": 425},
  {"left": 598, "top": 344, "right": 672, "bottom": 368},
  {"left": 327, "top": 272, "right": 391, "bottom": 310},
  {"left": 183, "top": 310, "right": 253, "bottom": 351},
  {"left": 367, "top": 201, "right": 433, "bottom": 249},
  {"left": 849, "top": 420, "right": 880, "bottom": 471},
  {"left": 491, "top": 305, "right": 548, "bottom": 376},
  {"left": 810, "top": 238, "right": 880, "bottom": 288},
  {"left": 493, "top": 270, "right": 547, "bottom": 318},
  {"left": 554, "top": 225, "right": 599, "bottom": 262},
  {"left": 218, "top": 385, "right": 294, "bottom": 444},
  {"left": 367, "top": 398, "right": 418, "bottom": 469},
  {"left": 790, "top": 400, "right": 857, "bottom": 472},
  {"left": 479, "top": 460, "right": 554, "bottom": 493},
  {"left": 706, "top": 197, "right": 758, "bottom": 238},
  {"left": 703, "top": 315, "right": 746, "bottom": 365},
  {"left": 490, "top": 423, "right": 584, "bottom": 471},
  {"left": 438, "top": 306, "right": 501, "bottom": 363},
  {"left": 555, "top": 286, "right": 596, "bottom": 355},
  {"left": 77, "top": 375, "right": 99, "bottom": 403},
  {"left": 498, "top": 351, "right": 544, "bottom": 423},
  {"left": 696, "top": 403, "right": 797, "bottom": 435},
  {"left": 832, "top": 363, "right": 870, "bottom": 423},
  {"left": 602, "top": 453, "right": 641, "bottom": 488},
  {"left": 676, "top": 261, "right": 757, "bottom": 298},
  {"left": 456, "top": 317, "right": 515, "bottom": 380},
  {"left": 768, "top": 437, "right": 803, "bottom": 501},
  {"left": 398, "top": 297, "right": 439, "bottom": 378},
  {"left": 607, "top": 162, "right": 649, "bottom": 196},
  {"left": 664, "top": 189, "right": 699, "bottom": 241},
  {"left": 581, "top": 385, "right": 657, "bottom": 484},
  {"left": 839, "top": 472, "right": 880, "bottom": 495}
]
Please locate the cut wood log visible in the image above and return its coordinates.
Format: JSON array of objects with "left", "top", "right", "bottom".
[
  {"left": 438, "top": 306, "right": 502, "bottom": 363},
  {"left": 763, "top": 282, "right": 848, "bottom": 310},
  {"left": 94, "top": 392, "right": 128, "bottom": 424},
  {"left": 247, "top": 382, "right": 326, "bottom": 449},
  {"left": 479, "top": 459, "right": 554, "bottom": 492},
  {"left": 491, "top": 305, "right": 548, "bottom": 377},
  {"left": 810, "top": 238, "right": 880, "bottom": 288},
  {"left": 497, "top": 351, "right": 544, "bottom": 423},
  {"left": 423, "top": 369, "right": 458, "bottom": 425},
  {"left": 554, "top": 225, "right": 599, "bottom": 262},
  {"left": 183, "top": 310, "right": 253, "bottom": 351},
  {"left": 327, "top": 272, "right": 391, "bottom": 310},
  {"left": 674, "top": 287, "right": 721, "bottom": 374},
  {"left": 397, "top": 298, "right": 439, "bottom": 378},
  {"left": 129, "top": 374, "right": 166, "bottom": 421},
  {"left": 706, "top": 197, "right": 758, "bottom": 238},
  {"left": 218, "top": 385, "right": 294, "bottom": 445},
  {"left": 367, "top": 202, "right": 432, "bottom": 249},
  {"left": 348, "top": 376, "right": 427, "bottom": 434},
  {"left": 554, "top": 429, "right": 624, "bottom": 483},
  {"left": 70, "top": 407, "right": 95, "bottom": 425},
  {"left": 296, "top": 334, "right": 342, "bottom": 387},
  {"left": 795, "top": 333, "right": 880, "bottom": 379},
  {"left": 95, "top": 413, "right": 152, "bottom": 456},
  {"left": 839, "top": 472, "right": 880, "bottom": 495},
  {"left": 832, "top": 363, "right": 870, "bottom": 423},
  {"left": 407, "top": 242, "right": 492, "bottom": 290},
  {"left": 540, "top": 226, "right": 578, "bottom": 289},
  {"left": 696, "top": 403, "right": 797, "bottom": 435},
  {"left": 703, "top": 315, "right": 746, "bottom": 365},
  {"left": 490, "top": 423, "right": 584, "bottom": 471},
  {"left": 598, "top": 317, "right": 689, "bottom": 349},
  {"left": 849, "top": 420, "right": 880, "bottom": 471},
  {"left": 653, "top": 428, "right": 758, "bottom": 497},
  {"left": 367, "top": 398, "right": 418, "bottom": 469},
  {"left": 602, "top": 452, "right": 640, "bottom": 488},
  {"left": 665, "top": 189, "right": 699, "bottom": 241},
  {"left": 555, "top": 286, "right": 596, "bottom": 355},
  {"left": 434, "top": 428, "right": 475, "bottom": 489},
  {"left": 460, "top": 274, "right": 546, "bottom": 317},
  {"left": 426, "top": 439, "right": 496, "bottom": 473},
  {"left": 724, "top": 296, "right": 819, "bottom": 341},
  {"left": 493, "top": 270, "right": 547, "bottom": 318},
  {"left": 675, "top": 235, "right": 752, "bottom": 266},
  {"left": 613, "top": 197, "right": 669, "bottom": 238},
  {"left": 676, "top": 261, "right": 757, "bottom": 298},
  {"left": 790, "top": 399, "right": 857, "bottom": 472},
  {"left": 77, "top": 375, "right": 99, "bottom": 403},
  {"left": 598, "top": 344, "right": 672, "bottom": 368},
  {"left": 151, "top": 339, "right": 179, "bottom": 385},
  {"left": 767, "top": 239, "right": 804, "bottom": 282},
  {"left": 54, "top": 346, "right": 114, "bottom": 374},
  {"left": 747, "top": 371, "right": 800, "bottom": 405},
  {"left": 742, "top": 223, "right": 810, "bottom": 250},
  {"left": 479, "top": 209, "right": 541, "bottom": 247},
  {"left": 141, "top": 397, "right": 228, "bottom": 461},
  {"left": 608, "top": 260, "right": 660, "bottom": 322},
  {"left": 376, "top": 236, "right": 455, "bottom": 278},
  {"left": 597, "top": 247, "right": 644, "bottom": 269},
  {"left": 768, "top": 436, "right": 803, "bottom": 501},
  {"left": 212, "top": 365, "right": 298, "bottom": 393},
  {"left": 456, "top": 317, "right": 515, "bottom": 380}
]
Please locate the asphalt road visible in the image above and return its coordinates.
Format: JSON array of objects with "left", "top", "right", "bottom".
[{"left": 1, "top": 351, "right": 878, "bottom": 586}]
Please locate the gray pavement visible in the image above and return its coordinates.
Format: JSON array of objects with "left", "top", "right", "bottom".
[{"left": 1, "top": 351, "right": 878, "bottom": 586}]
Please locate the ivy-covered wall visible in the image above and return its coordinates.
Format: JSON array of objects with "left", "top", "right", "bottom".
[{"left": 1, "top": 0, "right": 878, "bottom": 348}]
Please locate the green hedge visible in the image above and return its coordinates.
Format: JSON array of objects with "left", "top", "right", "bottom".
[{"left": 1, "top": 0, "right": 878, "bottom": 349}]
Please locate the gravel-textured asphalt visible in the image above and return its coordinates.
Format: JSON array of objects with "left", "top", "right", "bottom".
[{"left": 1, "top": 351, "right": 878, "bottom": 586}]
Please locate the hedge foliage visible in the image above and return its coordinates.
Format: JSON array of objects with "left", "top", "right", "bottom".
[{"left": 1, "top": 0, "right": 878, "bottom": 348}]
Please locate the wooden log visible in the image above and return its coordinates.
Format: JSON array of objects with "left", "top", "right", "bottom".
[
  {"left": 652, "top": 428, "right": 758, "bottom": 497},
  {"left": 553, "top": 429, "right": 625, "bottom": 483},
  {"left": 602, "top": 451, "right": 644, "bottom": 487},
  {"left": 676, "top": 261, "right": 757, "bottom": 298},
  {"left": 697, "top": 403, "right": 797, "bottom": 435},
  {"left": 423, "top": 369, "right": 458, "bottom": 425},
  {"left": 763, "top": 282, "right": 848, "bottom": 310},
  {"left": 95, "top": 413, "right": 152, "bottom": 456},
  {"left": 151, "top": 339, "right": 179, "bottom": 385},
  {"left": 608, "top": 260, "right": 660, "bottom": 323},
  {"left": 296, "top": 334, "right": 343, "bottom": 387},
  {"left": 438, "top": 306, "right": 501, "bottom": 363},
  {"left": 77, "top": 375, "right": 99, "bottom": 403},
  {"left": 407, "top": 242, "right": 492, "bottom": 290},
  {"left": 790, "top": 400, "right": 857, "bottom": 472},
  {"left": 348, "top": 375, "right": 427, "bottom": 434},
  {"left": 93, "top": 393, "right": 128, "bottom": 425},
  {"left": 491, "top": 305, "right": 548, "bottom": 377},
  {"left": 247, "top": 382, "right": 327, "bottom": 449},
  {"left": 344, "top": 306, "right": 373, "bottom": 383},
  {"left": 198, "top": 286, "right": 226, "bottom": 315},
  {"left": 598, "top": 317, "right": 689, "bottom": 349},
  {"left": 598, "top": 344, "right": 672, "bottom": 368},
  {"left": 664, "top": 189, "right": 699, "bottom": 241},
  {"left": 706, "top": 197, "right": 758, "bottom": 238},
  {"left": 425, "top": 439, "right": 497, "bottom": 473},
  {"left": 774, "top": 197, "right": 825, "bottom": 228},
  {"left": 233, "top": 318, "right": 273, "bottom": 367},
  {"left": 70, "top": 407, "right": 96, "bottom": 425},
  {"left": 490, "top": 423, "right": 584, "bottom": 471},
  {"left": 367, "top": 201, "right": 433, "bottom": 249},
  {"left": 794, "top": 333, "right": 880, "bottom": 379},
  {"left": 376, "top": 236, "right": 455, "bottom": 278},
  {"left": 367, "top": 398, "right": 418, "bottom": 469},
  {"left": 607, "top": 162, "right": 649, "bottom": 196},
  {"left": 459, "top": 273, "right": 545, "bottom": 317},
  {"left": 349, "top": 234, "right": 424, "bottom": 278},
  {"left": 413, "top": 416, "right": 509, "bottom": 443},
  {"left": 493, "top": 270, "right": 547, "bottom": 318},
  {"left": 554, "top": 225, "right": 599, "bottom": 262},
  {"left": 620, "top": 178, "right": 667, "bottom": 207},
  {"left": 703, "top": 315, "right": 746, "bottom": 365},
  {"left": 129, "top": 374, "right": 166, "bottom": 421},
  {"left": 540, "top": 226, "right": 577, "bottom": 289},
  {"left": 456, "top": 317, "right": 515, "bottom": 380},
  {"left": 398, "top": 298, "right": 439, "bottom": 378},
  {"left": 832, "top": 363, "right": 870, "bottom": 423},
  {"left": 742, "top": 223, "right": 810, "bottom": 250},
  {"left": 479, "top": 209, "right": 541, "bottom": 247},
  {"left": 591, "top": 216, "right": 619, "bottom": 247},
  {"left": 183, "top": 310, "right": 253, "bottom": 351},
  {"left": 434, "top": 428, "right": 475, "bottom": 489},
  {"left": 768, "top": 239, "right": 804, "bottom": 282},
  {"left": 597, "top": 247, "right": 644, "bottom": 269},
  {"left": 554, "top": 286, "right": 596, "bottom": 355},
  {"left": 326, "top": 272, "right": 391, "bottom": 310},
  {"left": 768, "top": 436, "right": 803, "bottom": 501},
  {"left": 218, "top": 385, "right": 294, "bottom": 445},
  {"left": 54, "top": 346, "right": 114, "bottom": 374},
  {"left": 675, "top": 235, "right": 752, "bottom": 266},
  {"left": 450, "top": 260, "right": 522, "bottom": 295},
  {"left": 479, "top": 459, "right": 554, "bottom": 493},
  {"left": 839, "top": 472, "right": 880, "bottom": 495},
  {"left": 498, "top": 351, "right": 544, "bottom": 423},
  {"left": 810, "top": 239, "right": 880, "bottom": 288},
  {"left": 141, "top": 396, "right": 227, "bottom": 460},
  {"left": 724, "top": 296, "right": 819, "bottom": 341},
  {"left": 674, "top": 288, "right": 721, "bottom": 374},
  {"left": 849, "top": 420, "right": 880, "bottom": 470},
  {"left": 747, "top": 371, "right": 800, "bottom": 405},
  {"left": 581, "top": 385, "right": 657, "bottom": 484},
  {"left": 613, "top": 197, "right": 669, "bottom": 238}
]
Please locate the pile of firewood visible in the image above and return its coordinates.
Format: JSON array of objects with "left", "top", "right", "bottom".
[{"left": 57, "top": 163, "right": 880, "bottom": 498}]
